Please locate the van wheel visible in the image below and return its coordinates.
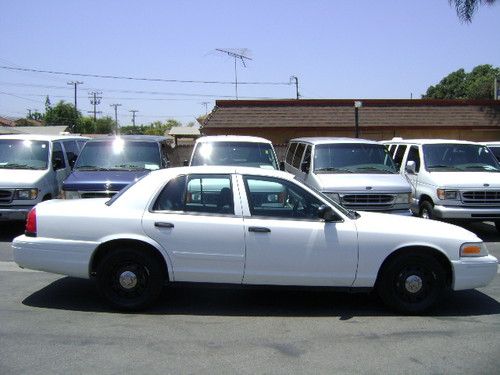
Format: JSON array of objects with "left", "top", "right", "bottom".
[
  {"left": 419, "top": 201, "right": 434, "bottom": 220},
  {"left": 96, "top": 247, "right": 164, "bottom": 311},
  {"left": 494, "top": 221, "right": 500, "bottom": 233},
  {"left": 377, "top": 253, "right": 445, "bottom": 314}
]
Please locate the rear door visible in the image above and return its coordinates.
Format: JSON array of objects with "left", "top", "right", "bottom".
[{"left": 142, "top": 173, "right": 246, "bottom": 283}]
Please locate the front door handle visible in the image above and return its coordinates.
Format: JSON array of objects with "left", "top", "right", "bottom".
[
  {"left": 155, "top": 222, "right": 174, "bottom": 228},
  {"left": 248, "top": 226, "right": 271, "bottom": 233}
]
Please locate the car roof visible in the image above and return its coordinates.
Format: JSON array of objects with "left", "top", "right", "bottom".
[
  {"left": 289, "top": 137, "right": 381, "bottom": 145},
  {"left": 148, "top": 165, "right": 293, "bottom": 180},
  {"left": 0, "top": 134, "right": 89, "bottom": 142},
  {"left": 382, "top": 138, "right": 479, "bottom": 146},
  {"left": 88, "top": 135, "right": 168, "bottom": 143},
  {"left": 195, "top": 135, "right": 273, "bottom": 144}
]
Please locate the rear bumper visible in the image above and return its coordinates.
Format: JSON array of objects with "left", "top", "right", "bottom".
[
  {"left": 0, "top": 206, "right": 32, "bottom": 221},
  {"left": 433, "top": 205, "right": 500, "bottom": 220},
  {"left": 451, "top": 255, "right": 498, "bottom": 290},
  {"left": 12, "top": 235, "right": 98, "bottom": 278}
]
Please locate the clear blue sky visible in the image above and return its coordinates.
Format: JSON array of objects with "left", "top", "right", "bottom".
[{"left": 1, "top": 0, "right": 499, "bottom": 126}]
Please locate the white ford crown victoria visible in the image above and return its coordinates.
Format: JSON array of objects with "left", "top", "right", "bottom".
[{"left": 13, "top": 166, "right": 498, "bottom": 313}]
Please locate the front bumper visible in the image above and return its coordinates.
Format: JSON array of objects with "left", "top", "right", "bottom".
[
  {"left": 433, "top": 205, "right": 500, "bottom": 220},
  {"left": 452, "top": 255, "right": 498, "bottom": 290},
  {"left": 0, "top": 206, "right": 33, "bottom": 221}
]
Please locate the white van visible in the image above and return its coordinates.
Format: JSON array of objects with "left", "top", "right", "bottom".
[
  {"left": 284, "top": 137, "right": 412, "bottom": 214},
  {"left": 0, "top": 134, "right": 88, "bottom": 221},
  {"left": 188, "top": 135, "right": 280, "bottom": 170},
  {"left": 384, "top": 138, "right": 500, "bottom": 230}
]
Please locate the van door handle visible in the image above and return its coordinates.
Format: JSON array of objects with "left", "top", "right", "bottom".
[
  {"left": 248, "top": 226, "right": 271, "bottom": 233},
  {"left": 155, "top": 222, "right": 174, "bottom": 228}
]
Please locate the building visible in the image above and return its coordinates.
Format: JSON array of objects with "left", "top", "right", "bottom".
[{"left": 202, "top": 99, "right": 500, "bottom": 145}]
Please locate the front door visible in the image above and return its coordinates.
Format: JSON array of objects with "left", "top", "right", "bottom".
[{"left": 238, "top": 175, "right": 358, "bottom": 286}]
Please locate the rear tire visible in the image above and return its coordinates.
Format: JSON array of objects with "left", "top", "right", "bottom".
[
  {"left": 377, "top": 253, "right": 445, "bottom": 314},
  {"left": 419, "top": 201, "right": 434, "bottom": 220},
  {"left": 96, "top": 247, "right": 165, "bottom": 311}
]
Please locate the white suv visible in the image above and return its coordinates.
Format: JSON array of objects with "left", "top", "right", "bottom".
[
  {"left": 384, "top": 138, "right": 500, "bottom": 230},
  {"left": 0, "top": 134, "right": 88, "bottom": 221}
]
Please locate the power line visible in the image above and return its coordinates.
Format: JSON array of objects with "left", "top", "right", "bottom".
[{"left": 0, "top": 65, "right": 290, "bottom": 86}]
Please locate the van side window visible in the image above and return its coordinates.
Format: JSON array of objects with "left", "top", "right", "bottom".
[
  {"left": 393, "top": 145, "right": 407, "bottom": 170},
  {"left": 406, "top": 146, "right": 421, "bottom": 173},
  {"left": 52, "top": 142, "right": 66, "bottom": 169},
  {"left": 62, "top": 140, "right": 79, "bottom": 168},
  {"left": 292, "top": 143, "right": 305, "bottom": 169},
  {"left": 302, "top": 145, "right": 312, "bottom": 171},
  {"left": 388, "top": 144, "right": 396, "bottom": 154},
  {"left": 286, "top": 143, "right": 297, "bottom": 165}
]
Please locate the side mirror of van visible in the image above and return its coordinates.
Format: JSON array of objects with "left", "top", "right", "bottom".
[
  {"left": 279, "top": 161, "right": 285, "bottom": 171},
  {"left": 318, "top": 204, "right": 337, "bottom": 222},
  {"left": 183, "top": 160, "right": 189, "bottom": 167},
  {"left": 301, "top": 160, "right": 310, "bottom": 174},
  {"left": 405, "top": 161, "right": 416, "bottom": 174}
]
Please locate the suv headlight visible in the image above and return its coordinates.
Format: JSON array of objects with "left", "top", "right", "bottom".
[
  {"left": 394, "top": 193, "right": 411, "bottom": 204},
  {"left": 14, "top": 189, "right": 38, "bottom": 200},
  {"left": 62, "top": 190, "right": 81, "bottom": 199},
  {"left": 460, "top": 242, "right": 488, "bottom": 257},
  {"left": 437, "top": 189, "right": 459, "bottom": 200}
]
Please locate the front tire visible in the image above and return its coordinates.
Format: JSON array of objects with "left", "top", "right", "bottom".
[
  {"left": 377, "top": 254, "right": 445, "bottom": 314},
  {"left": 419, "top": 201, "right": 434, "bottom": 219},
  {"left": 96, "top": 247, "right": 165, "bottom": 311}
]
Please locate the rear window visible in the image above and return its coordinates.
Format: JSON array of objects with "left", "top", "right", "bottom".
[{"left": 191, "top": 141, "right": 278, "bottom": 170}]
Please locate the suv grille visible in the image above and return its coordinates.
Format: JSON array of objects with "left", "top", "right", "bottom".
[
  {"left": 341, "top": 194, "right": 394, "bottom": 210},
  {"left": 0, "top": 189, "right": 13, "bottom": 204},
  {"left": 462, "top": 191, "right": 500, "bottom": 204}
]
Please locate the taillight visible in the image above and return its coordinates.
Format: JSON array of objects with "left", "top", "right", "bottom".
[{"left": 25, "top": 208, "right": 37, "bottom": 237}]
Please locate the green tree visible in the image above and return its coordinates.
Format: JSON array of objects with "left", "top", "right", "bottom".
[
  {"left": 423, "top": 64, "right": 499, "bottom": 99},
  {"left": 95, "top": 117, "right": 115, "bottom": 134},
  {"left": 44, "top": 101, "right": 81, "bottom": 131},
  {"left": 450, "top": 0, "right": 497, "bottom": 22}
]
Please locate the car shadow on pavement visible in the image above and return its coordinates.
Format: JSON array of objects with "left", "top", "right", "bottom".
[
  {"left": 0, "top": 222, "right": 25, "bottom": 241},
  {"left": 22, "top": 277, "right": 500, "bottom": 318}
]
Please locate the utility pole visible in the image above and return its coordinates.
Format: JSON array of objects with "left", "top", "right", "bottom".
[
  {"left": 88, "top": 91, "right": 102, "bottom": 121},
  {"left": 354, "top": 101, "right": 363, "bottom": 138},
  {"left": 129, "top": 109, "right": 138, "bottom": 126},
  {"left": 290, "top": 76, "right": 300, "bottom": 99},
  {"left": 26, "top": 109, "right": 32, "bottom": 118},
  {"left": 200, "top": 102, "right": 209, "bottom": 115},
  {"left": 110, "top": 103, "right": 122, "bottom": 134},
  {"left": 216, "top": 49, "right": 252, "bottom": 100},
  {"left": 67, "top": 81, "right": 83, "bottom": 110}
]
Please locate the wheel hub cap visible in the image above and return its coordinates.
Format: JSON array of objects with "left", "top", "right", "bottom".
[
  {"left": 119, "top": 270, "right": 138, "bottom": 289},
  {"left": 405, "top": 275, "right": 423, "bottom": 293}
]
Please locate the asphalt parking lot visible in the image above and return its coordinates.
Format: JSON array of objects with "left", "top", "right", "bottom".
[{"left": 0, "top": 221, "right": 499, "bottom": 374}]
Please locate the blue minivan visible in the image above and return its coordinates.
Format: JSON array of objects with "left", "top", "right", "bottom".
[{"left": 61, "top": 135, "right": 170, "bottom": 199}]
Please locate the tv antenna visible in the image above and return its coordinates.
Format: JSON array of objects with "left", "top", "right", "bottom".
[{"left": 216, "top": 48, "right": 252, "bottom": 100}]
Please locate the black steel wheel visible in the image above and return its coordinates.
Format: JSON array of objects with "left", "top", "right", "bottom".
[
  {"left": 419, "top": 201, "right": 434, "bottom": 220},
  {"left": 377, "top": 253, "right": 445, "bottom": 314},
  {"left": 96, "top": 247, "right": 165, "bottom": 311}
]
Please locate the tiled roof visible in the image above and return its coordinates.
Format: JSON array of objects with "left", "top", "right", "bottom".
[{"left": 204, "top": 99, "right": 500, "bottom": 129}]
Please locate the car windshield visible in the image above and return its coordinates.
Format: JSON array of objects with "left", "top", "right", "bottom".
[
  {"left": 191, "top": 141, "right": 278, "bottom": 169},
  {"left": 0, "top": 139, "right": 49, "bottom": 170},
  {"left": 488, "top": 146, "right": 500, "bottom": 163},
  {"left": 423, "top": 144, "right": 500, "bottom": 172},
  {"left": 75, "top": 139, "right": 161, "bottom": 171},
  {"left": 313, "top": 143, "right": 397, "bottom": 174}
]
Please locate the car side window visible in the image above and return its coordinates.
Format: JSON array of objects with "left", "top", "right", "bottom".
[
  {"left": 52, "top": 141, "right": 66, "bottom": 169},
  {"left": 292, "top": 143, "right": 305, "bottom": 169},
  {"left": 285, "top": 143, "right": 297, "bottom": 165},
  {"left": 393, "top": 145, "right": 407, "bottom": 170},
  {"left": 154, "top": 174, "right": 234, "bottom": 215},
  {"left": 406, "top": 146, "right": 421, "bottom": 173},
  {"left": 243, "top": 176, "right": 324, "bottom": 220},
  {"left": 302, "top": 145, "right": 312, "bottom": 172},
  {"left": 62, "top": 140, "right": 79, "bottom": 168}
]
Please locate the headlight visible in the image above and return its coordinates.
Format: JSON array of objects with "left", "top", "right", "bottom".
[
  {"left": 14, "top": 189, "right": 38, "bottom": 200},
  {"left": 437, "top": 189, "right": 458, "bottom": 200},
  {"left": 323, "top": 192, "right": 340, "bottom": 203},
  {"left": 394, "top": 193, "right": 411, "bottom": 204},
  {"left": 460, "top": 242, "right": 488, "bottom": 257},
  {"left": 62, "top": 190, "right": 81, "bottom": 199}
]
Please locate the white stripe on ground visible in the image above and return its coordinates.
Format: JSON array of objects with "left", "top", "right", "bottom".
[{"left": 0, "top": 261, "right": 41, "bottom": 272}]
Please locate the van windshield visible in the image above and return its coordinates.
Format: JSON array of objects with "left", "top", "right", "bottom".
[
  {"left": 314, "top": 143, "right": 397, "bottom": 174},
  {"left": 423, "top": 144, "right": 500, "bottom": 172},
  {"left": 0, "top": 139, "right": 49, "bottom": 170},
  {"left": 75, "top": 140, "right": 161, "bottom": 171},
  {"left": 191, "top": 141, "right": 278, "bottom": 169}
]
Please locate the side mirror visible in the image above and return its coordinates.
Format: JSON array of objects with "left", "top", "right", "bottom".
[
  {"left": 405, "top": 160, "right": 416, "bottom": 174},
  {"left": 318, "top": 204, "right": 337, "bottom": 222},
  {"left": 52, "top": 158, "right": 63, "bottom": 170},
  {"left": 183, "top": 160, "right": 189, "bottom": 166},
  {"left": 279, "top": 161, "right": 285, "bottom": 171},
  {"left": 301, "top": 160, "right": 310, "bottom": 173}
]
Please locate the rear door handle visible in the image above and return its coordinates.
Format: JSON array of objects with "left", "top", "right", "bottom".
[
  {"left": 155, "top": 222, "right": 174, "bottom": 228},
  {"left": 248, "top": 226, "right": 271, "bottom": 233}
]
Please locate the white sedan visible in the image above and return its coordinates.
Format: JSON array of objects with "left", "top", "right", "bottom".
[{"left": 13, "top": 166, "right": 498, "bottom": 313}]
